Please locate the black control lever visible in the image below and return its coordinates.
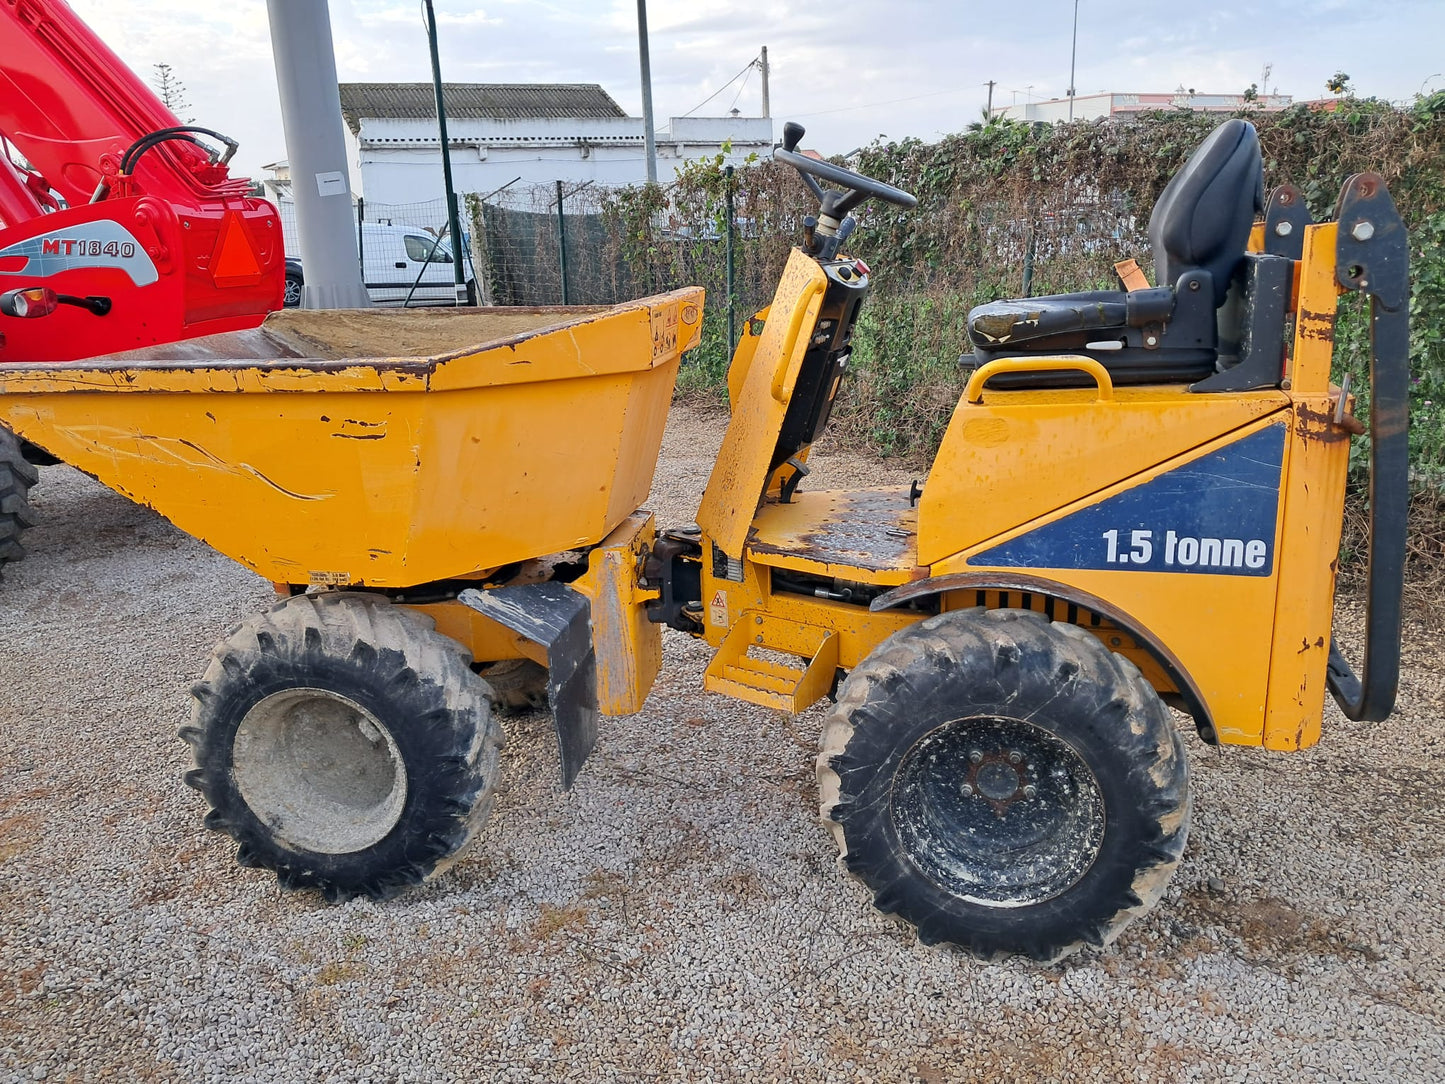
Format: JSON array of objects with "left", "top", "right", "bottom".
[{"left": 781, "top": 123, "right": 826, "bottom": 201}]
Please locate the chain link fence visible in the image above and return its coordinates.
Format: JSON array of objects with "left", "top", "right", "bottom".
[{"left": 275, "top": 197, "right": 482, "bottom": 305}]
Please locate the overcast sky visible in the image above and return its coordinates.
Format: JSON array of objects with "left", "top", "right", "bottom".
[{"left": 65, "top": 0, "right": 1445, "bottom": 181}]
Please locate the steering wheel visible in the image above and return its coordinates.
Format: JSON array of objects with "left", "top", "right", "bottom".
[{"left": 772, "top": 122, "right": 917, "bottom": 214}]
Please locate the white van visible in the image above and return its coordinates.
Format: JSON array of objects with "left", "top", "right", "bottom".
[
  {"left": 358, "top": 223, "right": 474, "bottom": 305},
  {"left": 283, "top": 222, "right": 475, "bottom": 307}
]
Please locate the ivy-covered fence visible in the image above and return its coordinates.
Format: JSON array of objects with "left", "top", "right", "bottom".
[
  {"left": 467, "top": 97, "right": 1445, "bottom": 486},
  {"left": 845, "top": 98, "right": 1445, "bottom": 480}
]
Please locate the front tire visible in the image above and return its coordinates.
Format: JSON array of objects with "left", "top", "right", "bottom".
[
  {"left": 818, "top": 608, "right": 1189, "bottom": 962},
  {"left": 183, "top": 592, "right": 503, "bottom": 902},
  {"left": 0, "top": 425, "right": 39, "bottom": 577}
]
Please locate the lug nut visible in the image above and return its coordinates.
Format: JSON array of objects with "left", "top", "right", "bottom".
[
  {"left": 1007, "top": 751, "right": 1022, "bottom": 765},
  {"left": 1023, "top": 785, "right": 1037, "bottom": 799},
  {"left": 961, "top": 783, "right": 975, "bottom": 797},
  {"left": 969, "top": 750, "right": 983, "bottom": 764}
]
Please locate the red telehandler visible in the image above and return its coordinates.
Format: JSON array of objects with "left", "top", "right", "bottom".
[{"left": 0, "top": 0, "right": 285, "bottom": 572}]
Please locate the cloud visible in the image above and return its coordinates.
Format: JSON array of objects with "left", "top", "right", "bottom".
[{"left": 52, "top": 0, "right": 1445, "bottom": 182}]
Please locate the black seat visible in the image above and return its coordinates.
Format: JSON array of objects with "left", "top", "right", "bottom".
[{"left": 965, "top": 119, "right": 1266, "bottom": 386}]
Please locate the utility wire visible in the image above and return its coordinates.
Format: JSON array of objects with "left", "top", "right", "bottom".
[
  {"left": 728, "top": 67, "right": 753, "bottom": 113},
  {"left": 681, "top": 55, "right": 759, "bottom": 117}
]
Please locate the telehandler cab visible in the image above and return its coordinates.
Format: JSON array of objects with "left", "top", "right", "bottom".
[{"left": 0, "top": 119, "right": 1407, "bottom": 961}]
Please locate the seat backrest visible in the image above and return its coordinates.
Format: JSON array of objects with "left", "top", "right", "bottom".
[{"left": 1148, "top": 119, "right": 1264, "bottom": 307}]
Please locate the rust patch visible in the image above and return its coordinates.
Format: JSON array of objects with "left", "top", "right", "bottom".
[
  {"left": 1295, "top": 307, "right": 1336, "bottom": 343},
  {"left": 1296, "top": 403, "right": 1355, "bottom": 443},
  {"left": 750, "top": 489, "right": 916, "bottom": 572}
]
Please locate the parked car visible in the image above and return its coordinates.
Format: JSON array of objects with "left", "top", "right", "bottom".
[
  {"left": 283, "top": 257, "right": 303, "bottom": 307},
  {"left": 283, "top": 224, "right": 474, "bottom": 307}
]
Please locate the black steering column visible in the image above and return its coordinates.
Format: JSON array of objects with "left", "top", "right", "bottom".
[{"left": 773, "top": 122, "right": 916, "bottom": 258}]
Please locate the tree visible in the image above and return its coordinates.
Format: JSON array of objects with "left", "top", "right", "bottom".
[
  {"left": 1326, "top": 71, "right": 1354, "bottom": 96},
  {"left": 152, "top": 63, "right": 193, "bottom": 122}
]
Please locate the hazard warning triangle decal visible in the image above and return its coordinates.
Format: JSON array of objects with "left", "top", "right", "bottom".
[{"left": 209, "top": 212, "right": 264, "bottom": 287}]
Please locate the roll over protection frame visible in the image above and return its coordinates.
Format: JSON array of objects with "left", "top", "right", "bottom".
[{"left": 1327, "top": 172, "right": 1409, "bottom": 722}]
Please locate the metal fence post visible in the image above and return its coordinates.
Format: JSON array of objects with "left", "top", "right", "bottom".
[
  {"left": 725, "top": 165, "right": 736, "bottom": 360},
  {"left": 556, "top": 179, "right": 569, "bottom": 305},
  {"left": 356, "top": 196, "right": 365, "bottom": 286},
  {"left": 1022, "top": 223, "right": 1036, "bottom": 296}
]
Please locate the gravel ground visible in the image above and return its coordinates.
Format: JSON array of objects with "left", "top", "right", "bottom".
[{"left": 1, "top": 401, "right": 1442, "bottom": 1083}]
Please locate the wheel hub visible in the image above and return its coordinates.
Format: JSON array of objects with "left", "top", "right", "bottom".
[
  {"left": 964, "top": 750, "right": 1032, "bottom": 814},
  {"left": 232, "top": 688, "right": 408, "bottom": 855},
  {"left": 892, "top": 715, "right": 1106, "bottom": 907}
]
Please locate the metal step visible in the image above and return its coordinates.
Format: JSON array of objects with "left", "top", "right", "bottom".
[{"left": 704, "top": 610, "right": 838, "bottom": 712}]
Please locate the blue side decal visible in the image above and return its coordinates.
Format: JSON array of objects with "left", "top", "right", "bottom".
[{"left": 973, "top": 423, "right": 1286, "bottom": 577}]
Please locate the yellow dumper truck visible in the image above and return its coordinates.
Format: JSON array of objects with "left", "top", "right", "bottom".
[{"left": 0, "top": 120, "right": 1407, "bottom": 960}]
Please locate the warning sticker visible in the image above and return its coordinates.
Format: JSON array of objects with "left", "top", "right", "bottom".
[
  {"left": 650, "top": 303, "right": 679, "bottom": 360},
  {"left": 709, "top": 589, "right": 728, "bottom": 628}
]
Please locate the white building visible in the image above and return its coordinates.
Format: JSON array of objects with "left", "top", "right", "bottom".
[
  {"left": 332, "top": 82, "right": 772, "bottom": 205},
  {"left": 1000, "top": 91, "right": 1294, "bottom": 124}
]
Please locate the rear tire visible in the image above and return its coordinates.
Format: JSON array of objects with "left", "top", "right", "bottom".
[
  {"left": 183, "top": 592, "right": 503, "bottom": 902},
  {"left": 477, "top": 658, "right": 549, "bottom": 713},
  {"left": 0, "top": 425, "right": 39, "bottom": 577},
  {"left": 818, "top": 608, "right": 1189, "bottom": 962}
]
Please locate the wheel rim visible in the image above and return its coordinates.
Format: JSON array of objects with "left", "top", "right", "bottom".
[
  {"left": 284, "top": 279, "right": 302, "bottom": 306},
  {"left": 232, "top": 688, "right": 407, "bottom": 854},
  {"left": 891, "top": 715, "right": 1105, "bottom": 907}
]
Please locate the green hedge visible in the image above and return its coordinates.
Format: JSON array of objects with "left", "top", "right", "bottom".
[
  {"left": 837, "top": 95, "right": 1445, "bottom": 479},
  {"left": 561, "top": 97, "right": 1445, "bottom": 486}
]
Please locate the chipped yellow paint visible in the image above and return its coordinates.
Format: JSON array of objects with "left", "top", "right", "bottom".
[
  {"left": 696, "top": 251, "right": 827, "bottom": 560},
  {"left": 726, "top": 305, "right": 771, "bottom": 410},
  {"left": 1288, "top": 222, "right": 1343, "bottom": 396},
  {"left": 746, "top": 486, "right": 918, "bottom": 586},
  {"left": 0, "top": 289, "right": 702, "bottom": 588},
  {"left": 571, "top": 511, "right": 663, "bottom": 716},
  {"left": 928, "top": 416, "right": 1292, "bottom": 745},
  {"left": 920, "top": 384, "right": 1288, "bottom": 567}
]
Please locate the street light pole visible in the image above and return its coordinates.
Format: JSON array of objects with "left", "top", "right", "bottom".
[
  {"left": 1067, "top": 0, "right": 1079, "bottom": 122},
  {"left": 637, "top": 0, "right": 658, "bottom": 184},
  {"left": 266, "top": 0, "right": 369, "bottom": 309},
  {"left": 422, "top": 0, "right": 472, "bottom": 304}
]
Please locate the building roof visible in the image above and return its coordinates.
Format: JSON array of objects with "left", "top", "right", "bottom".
[{"left": 337, "top": 83, "right": 627, "bottom": 133}]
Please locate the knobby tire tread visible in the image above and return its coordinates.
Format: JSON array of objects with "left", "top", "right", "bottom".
[
  {"left": 0, "top": 425, "right": 39, "bottom": 573},
  {"left": 818, "top": 608, "right": 1190, "bottom": 962},
  {"left": 184, "top": 592, "right": 504, "bottom": 902}
]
